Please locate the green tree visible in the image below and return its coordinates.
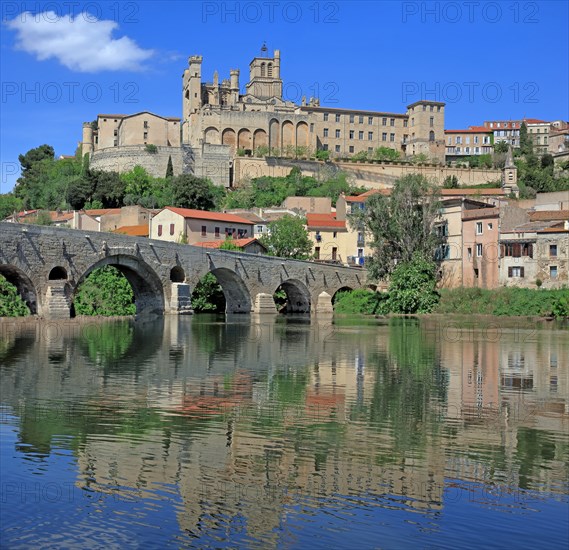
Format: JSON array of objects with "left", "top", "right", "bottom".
[
  {"left": 443, "top": 175, "right": 459, "bottom": 188},
  {"left": 350, "top": 174, "right": 442, "bottom": 280},
  {"left": 219, "top": 237, "right": 242, "bottom": 251},
  {"left": 166, "top": 155, "right": 174, "bottom": 178},
  {"left": 190, "top": 273, "right": 226, "bottom": 312},
  {"left": 384, "top": 256, "right": 440, "bottom": 313},
  {"left": 31, "top": 210, "right": 52, "bottom": 225},
  {"left": 18, "top": 144, "right": 55, "bottom": 181},
  {"left": 494, "top": 141, "right": 509, "bottom": 154},
  {"left": 261, "top": 215, "right": 313, "bottom": 259},
  {"left": 0, "top": 275, "right": 29, "bottom": 317},
  {"left": 373, "top": 147, "right": 400, "bottom": 161},
  {"left": 120, "top": 165, "right": 152, "bottom": 199},
  {"left": 74, "top": 266, "right": 136, "bottom": 316},
  {"left": 0, "top": 194, "right": 23, "bottom": 220},
  {"left": 519, "top": 121, "right": 533, "bottom": 155},
  {"left": 171, "top": 174, "right": 225, "bottom": 210}
]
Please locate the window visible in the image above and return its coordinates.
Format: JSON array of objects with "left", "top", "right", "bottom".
[
  {"left": 368, "top": 132, "right": 373, "bottom": 141},
  {"left": 215, "top": 226, "right": 220, "bottom": 237},
  {"left": 113, "top": 140, "right": 118, "bottom": 146},
  {"left": 349, "top": 130, "right": 354, "bottom": 139},
  {"left": 475, "top": 147, "right": 480, "bottom": 154},
  {"left": 368, "top": 116, "right": 373, "bottom": 125},
  {"left": 314, "top": 247, "right": 320, "bottom": 259},
  {"left": 474, "top": 136, "right": 479, "bottom": 144},
  {"left": 467, "top": 247, "right": 472, "bottom": 259},
  {"left": 465, "top": 147, "right": 470, "bottom": 154},
  {"left": 335, "top": 145, "right": 341, "bottom": 152},
  {"left": 476, "top": 243, "right": 483, "bottom": 257},
  {"left": 550, "top": 244, "right": 558, "bottom": 257},
  {"left": 430, "top": 105, "right": 434, "bottom": 112},
  {"left": 157, "top": 224, "right": 163, "bottom": 237},
  {"left": 456, "top": 136, "right": 462, "bottom": 144},
  {"left": 310, "top": 123, "right": 314, "bottom": 132},
  {"left": 323, "top": 113, "right": 329, "bottom": 121},
  {"left": 430, "top": 117, "right": 434, "bottom": 127},
  {"left": 390, "top": 118, "right": 395, "bottom": 126},
  {"left": 473, "top": 268, "right": 480, "bottom": 279},
  {"left": 323, "top": 128, "right": 329, "bottom": 137},
  {"left": 113, "top": 129, "right": 118, "bottom": 136},
  {"left": 359, "top": 131, "right": 364, "bottom": 140},
  {"left": 335, "top": 129, "right": 340, "bottom": 138},
  {"left": 466, "top": 136, "right": 470, "bottom": 144},
  {"left": 333, "top": 231, "right": 337, "bottom": 238},
  {"left": 403, "top": 119, "right": 408, "bottom": 128},
  {"left": 322, "top": 144, "right": 328, "bottom": 150},
  {"left": 390, "top": 133, "right": 395, "bottom": 142},
  {"left": 476, "top": 222, "right": 483, "bottom": 235},
  {"left": 267, "top": 63, "right": 273, "bottom": 76},
  {"left": 368, "top": 147, "right": 373, "bottom": 153},
  {"left": 170, "top": 223, "right": 175, "bottom": 236},
  {"left": 349, "top": 114, "right": 355, "bottom": 123},
  {"left": 448, "top": 137, "right": 452, "bottom": 145},
  {"left": 315, "top": 231, "right": 321, "bottom": 242},
  {"left": 508, "top": 266, "right": 525, "bottom": 278},
  {"left": 332, "top": 247, "right": 338, "bottom": 260},
  {"left": 382, "top": 132, "right": 387, "bottom": 141},
  {"left": 502, "top": 242, "right": 533, "bottom": 258},
  {"left": 380, "top": 117, "right": 386, "bottom": 126},
  {"left": 143, "top": 132, "right": 148, "bottom": 139},
  {"left": 488, "top": 223, "right": 493, "bottom": 230},
  {"left": 359, "top": 116, "right": 364, "bottom": 124},
  {"left": 335, "top": 114, "right": 341, "bottom": 122},
  {"left": 550, "top": 265, "right": 558, "bottom": 279},
  {"left": 437, "top": 106, "right": 441, "bottom": 112},
  {"left": 144, "top": 120, "right": 148, "bottom": 128},
  {"left": 201, "top": 225, "right": 207, "bottom": 236},
  {"left": 349, "top": 146, "right": 354, "bottom": 153},
  {"left": 257, "top": 225, "right": 263, "bottom": 233},
  {"left": 238, "top": 229, "right": 247, "bottom": 238},
  {"left": 429, "top": 131, "right": 435, "bottom": 142},
  {"left": 411, "top": 118, "right": 414, "bottom": 126}
]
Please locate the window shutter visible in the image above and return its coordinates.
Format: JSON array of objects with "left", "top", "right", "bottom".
[
  {"left": 158, "top": 224, "right": 162, "bottom": 237},
  {"left": 170, "top": 223, "right": 174, "bottom": 236},
  {"left": 520, "top": 267, "right": 525, "bottom": 278},
  {"left": 500, "top": 244, "right": 505, "bottom": 257},
  {"left": 508, "top": 267, "right": 513, "bottom": 277}
]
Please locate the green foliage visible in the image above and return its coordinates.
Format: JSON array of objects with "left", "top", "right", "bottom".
[
  {"left": 315, "top": 149, "right": 330, "bottom": 161},
  {"left": 191, "top": 273, "right": 226, "bottom": 312},
  {"left": 333, "top": 289, "right": 387, "bottom": 314},
  {"left": 519, "top": 122, "right": 533, "bottom": 156},
  {"left": 31, "top": 210, "right": 52, "bottom": 226},
  {"left": 384, "top": 256, "right": 440, "bottom": 314},
  {"left": 253, "top": 145, "right": 271, "bottom": 157},
  {"left": 74, "top": 266, "right": 136, "bottom": 316},
  {"left": 0, "top": 274, "right": 29, "bottom": 317},
  {"left": 435, "top": 287, "right": 569, "bottom": 318},
  {"left": 171, "top": 173, "right": 225, "bottom": 210},
  {"left": 166, "top": 155, "right": 174, "bottom": 178},
  {"left": 372, "top": 147, "right": 400, "bottom": 161},
  {"left": 219, "top": 237, "right": 241, "bottom": 251},
  {"left": 494, "top": 141, "right": 509, "bottom": 154},
  {"left": 0, "top": 193, "right": 23, "bottom": 220},
  {"left": 352, "top": 150, "right": 369, "bottom": 161},
  {"left": 466, "top": 154, "right": 493, "bottom": 168},
  {"left": 80, "top": 321, "right": 134, "bottom": 364},
  {"left": 261, "top": 215, "right": 313, "bottom": 259},
  {"left": 443, "top": 175, "right": 459, "bottom": 188},
  {"left": 145, "top": 144, "right": 158, "bottom": 154},
  {"left": 351, "top": 174, "right": 442, "bottom": 280},
  {"left": 237, "top": 148, "right": 246, "bottom": 157}
]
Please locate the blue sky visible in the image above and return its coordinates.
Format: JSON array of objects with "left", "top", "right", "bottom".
[{"left": 1, "top": 0, "right": 568, "bottom": 192}]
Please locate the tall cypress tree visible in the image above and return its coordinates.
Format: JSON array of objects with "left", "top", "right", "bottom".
[{"left": 166, "top": 155, "right": 174, "bottom": 178}]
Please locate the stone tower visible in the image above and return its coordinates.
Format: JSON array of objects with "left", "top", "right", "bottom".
[
  {"left": 182, "top": 55, "right": 203, "bottom": 141},
  {"left": 245, "top": 46, "right": 282, "bottom": 99},
  {"left": 405, "top": 100, "right": 446, "bottom": 162},
  {"left": 502, "top": 145, "right": 519, "bottom": 197}
]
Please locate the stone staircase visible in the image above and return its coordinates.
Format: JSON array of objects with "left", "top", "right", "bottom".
[{"left": 45, "top": 282, "right": 71, "bottom": 319}]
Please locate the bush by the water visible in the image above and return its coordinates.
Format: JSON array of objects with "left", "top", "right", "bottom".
[
  {"left": 333, "top": 289, "right": 387, "bottom": 314},
  {"left": 0, "top": 275, "right": 29, "bottom": 317},
  {"left": 74, "top": 266, "right": 136, "bottom": 316},
  {"left": 434, "top": 287, "right": 569, "bottom": 318}
]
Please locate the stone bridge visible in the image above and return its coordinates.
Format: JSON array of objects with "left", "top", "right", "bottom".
[{"left": 0, "top": 222, "right": 368, "bottom": 319}]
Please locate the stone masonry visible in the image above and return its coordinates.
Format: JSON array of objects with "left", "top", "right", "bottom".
[{"left": 0, "top": 223, "right": 366, "bottom": 319}]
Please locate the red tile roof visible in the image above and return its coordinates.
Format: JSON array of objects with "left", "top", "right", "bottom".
[
  {"left": 163, "top": 207, "right": 253, "bottom": 225},
  {"left": 306, "top": 213, "right": 346, "bottom": 229},
  {"left": 529, "top": 210, "right": 569, "bottom": 222},
  {"left": 344, "top": 189, "right": 389, "bottom": 202},
  {"left": 114, "top": 224, "right": 149, "bottom": 237},
  {"left": 445, "top": 126, "right": 492, "bottom": 133},
  {"left": 198, "top": 238, "right": 264, "bottom": 249},
  {"left": 84, "top": 208, "right": 122, "bottom": 217}
]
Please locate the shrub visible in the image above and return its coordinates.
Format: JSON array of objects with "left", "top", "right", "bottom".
[
  {"left": 145, "top": 144, "right": 158, "bottom": 154},
  {"left": 0, "top": 275, "right": 29, "bottom": 317}
]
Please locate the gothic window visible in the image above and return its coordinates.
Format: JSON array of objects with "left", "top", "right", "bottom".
[
  {"left": 261, "top": 63, "right": 266, "bottom": 77},
  {"left": 267, "top": 63, "right": 273, "bottom": 77},
  {"left": 429, "top": 131, "right": 435, "bottom": 141}
]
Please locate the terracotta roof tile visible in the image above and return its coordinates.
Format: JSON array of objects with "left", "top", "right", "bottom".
[
  {"left": 306, "top": 213, "right": 346, "bottom": 229},
  {"left": 198, "top": 238, "right": 264, "bottom": 249},
  {"left": 163, "top": 207, "right": 253, "bottom": 225},
  {"left": 114, "top": 224, "right": 149, "bottom": 237},
  {"left": 529, "top": 210, "right": 569, "bottom": 222},
  {"left": 441, "top": 188, "right": 505, "bottom": 196}
]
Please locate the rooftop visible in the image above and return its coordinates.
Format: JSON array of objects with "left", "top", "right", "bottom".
[
  {"left": 197, "top": 238, "right": 266, "bottom": 250},
  {"left": 163, "top": 207, "right": 253, "bottom": 225},
  {"left": 306, "top": 213, "right": 346, "bottom": 230},
  {"left": 528, "top": 210, "right": 569, "bottom": 222},
  {"left": 114, "top": 224, "right": 149, "bottom": 237}
]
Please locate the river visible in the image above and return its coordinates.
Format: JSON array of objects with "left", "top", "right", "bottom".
[{"left": 1, "top": 315, "right": 568, "bottom": 548}]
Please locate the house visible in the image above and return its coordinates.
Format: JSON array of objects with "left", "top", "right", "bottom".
[
  {"left": 438, "top": 198, "right": 500, "bottom": 289},
  {"left": 197, "top": 238, "right": 267, "bottom": 254},
  {"left": 306, "top": 213, "right": 349, "bottom": 265},
  {"left": 149, "top": 207, "right": 254, "bottom": 244}
]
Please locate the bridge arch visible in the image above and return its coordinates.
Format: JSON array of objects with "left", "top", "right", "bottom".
[
  {"left": 48, "top": 266, "right": 68, "bottom": 280},
  {"left": 275, "top": 278, "right": 311, "bottom": 313},
  {"left": 209, "top": 267, "right": 251, "bottom": 314},
  {"left": 73, "top": 254, "right": 164, "bottom": 316},
  {"left": 332, "top": 286, "right": 354, "bottom": 304},
  {"left": 0, "top": 264, "right": 37, "bottom": 314}
]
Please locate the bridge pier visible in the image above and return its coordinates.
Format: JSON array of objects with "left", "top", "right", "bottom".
[
  {"left": 170, "top": 283, "right": 193, "bottom": 315},
  {"left": 253, "top": 293, "right": 277, "bottom": 314},
  {"left": 44, "top": 281, "right": 71, "bottom": 319},
  {"left": 315, "top": 291, "right": 334, "bottom": 315}
]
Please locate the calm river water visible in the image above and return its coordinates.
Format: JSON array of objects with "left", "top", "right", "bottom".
[{"left": 1, "top": 315, "right": 568, "bottom": 548}]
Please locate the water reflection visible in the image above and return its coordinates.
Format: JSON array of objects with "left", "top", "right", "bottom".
[{"left": 0, "top": 315, "right": 567, "bottom": 548}]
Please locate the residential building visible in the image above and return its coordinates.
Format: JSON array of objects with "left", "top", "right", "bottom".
[
  {"left": 306, "top": 213, "right": 350, "bottom": 265},
  {"left": 149, "top": 207, "right": 254, "bottom": 244},
  {"left": 444, "top": 126, "right": 493, "bottom": 159}
]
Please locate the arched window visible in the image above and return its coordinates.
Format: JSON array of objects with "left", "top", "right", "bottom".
[
  {"left": 429, "top": 131, "right": 435, "bottom": 142},
  {"left": 267, "top": 63, "right": 273, "bottom": 77},
  {"left": 260, "top": 63, "right": 266, "bottom": 77}
]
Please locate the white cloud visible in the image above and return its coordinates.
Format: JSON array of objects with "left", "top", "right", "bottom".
[{"left": 7, "top": 12, "right": 154, "bottom": 72}]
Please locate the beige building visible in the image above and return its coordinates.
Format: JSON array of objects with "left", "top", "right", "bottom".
[
  {"left": 149, "top": 207, "right": 254, "bottom": 244},
  {"left": 445, "top": 126, "right": 493, "bottom": 159},
  {"left": 82, "top": 112, "right": 181, "bottom": 154}
]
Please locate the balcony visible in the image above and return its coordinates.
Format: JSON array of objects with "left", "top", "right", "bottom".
[
  {"left": 347, "top": 256, "right": 365, "bottom": 267},
  {"left": 313, "top": 254, "right": 343, "bottom": 266}
]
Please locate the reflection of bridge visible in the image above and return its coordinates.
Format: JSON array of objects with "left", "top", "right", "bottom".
[{"left": 0, "top": 222, "right": 367, "bottom": 319}]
